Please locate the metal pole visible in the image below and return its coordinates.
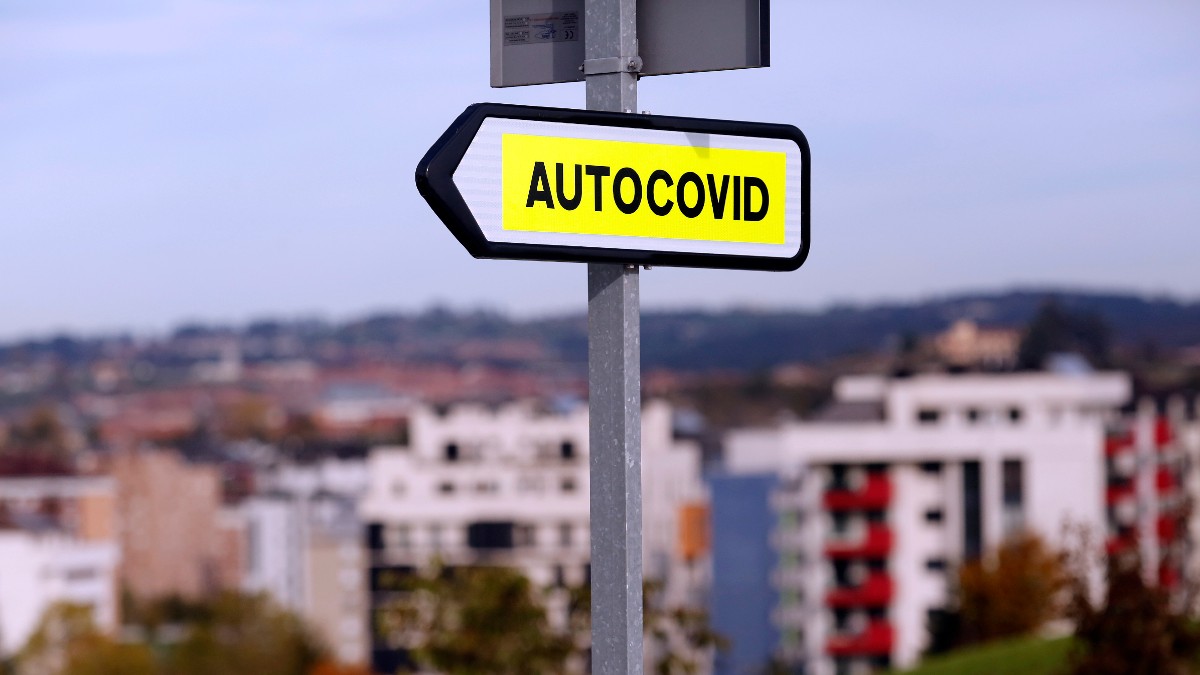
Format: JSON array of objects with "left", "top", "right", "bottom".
[{"left": 585, "top": 0, "right": 641, "bottom": 673}]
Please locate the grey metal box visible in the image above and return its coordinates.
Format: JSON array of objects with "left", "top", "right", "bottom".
[{"left": 491, "top": 0, "right": 769, "bottom": 87}]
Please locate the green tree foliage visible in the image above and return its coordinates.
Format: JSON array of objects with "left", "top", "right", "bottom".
[
  {"left": 1066, "top": 553, "right": 1200, "bottom": 675},
  {"left": 16, "top": 603, "right": 156, "bottom": 675},
  {"left": 929, "top": 533, "right": 1068, "bottom": 651},
  {"left": 1016, "top": 299, "right": 1111, "bottom": 370},
  {"left": 381, "top": 566, "right": 726, "bottom": 675},
  {"left": 643, "top": 579, "right": 729, "bottom": 675},
  {"left": 161, "top": 592, "right": 326, "bottom": 675},
  {"left": 384, "top": 565, "right": 575, "bottom": 675},
  {"left": 19, "top": 594, "right": 325, "bottom": 675}
]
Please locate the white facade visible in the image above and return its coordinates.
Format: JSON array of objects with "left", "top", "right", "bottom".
[
  {"left": 241, "top": 459, "right": 369, "bottom": 665},
  {"left": 725, "top": 372, "right": 1132, "bottom": 674},
  {"left": 359, "top": 399, "right": 709, "bottom": 670},
  {"left": 0, "top": 477, "right": 120, "bottom": 657}
]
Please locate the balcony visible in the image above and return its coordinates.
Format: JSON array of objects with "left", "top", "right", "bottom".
[
  {"left": 825, "top": 525, "right": 893, "bottom": 560},
  {"left": 1106, "top": 481, "right": 1134, "bottom": 505},
  {"left": 1160, "top": 563, "right": 1179, "bottom": 589},
  {"left": 1155, "top": 418, "right": 1173, "bottom": 447},
  {"left": 1157, "top": 515, "right": 1179, "bottom": 542},
  {"left": 1156, "top": 468, "right": 1175, "bottom": 494},
  {"left": 827, "top": 621, "right": 894, "bottom": 657},
  {"left": 824, "top": 474, "right": 891, "bottom": 511},
  {"left": 772, "top": 527, "right": 807, "bottom": 552},
  {"left": 826, "top": 573, "right": 894, "bottom": 608},
  {"left": 1105, "top": 433, "right": 1133, "bottom": 457},
  {"left": 1106, "top": 534, "right": 1135, "bottom": 557},
  {"left": 771, "top": 566, "right": 808, "bottom": 590},
  {"left": 771, "top": 603, "right": 808, "bottom": 628}
]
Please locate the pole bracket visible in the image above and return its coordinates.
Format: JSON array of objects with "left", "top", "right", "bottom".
[{"left": 581, "top": 56, "right": 642, "bottom": 76}]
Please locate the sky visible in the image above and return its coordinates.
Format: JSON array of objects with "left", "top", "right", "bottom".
[{"left": 2, "top": 1, "right": 1198, "bottom": 340}]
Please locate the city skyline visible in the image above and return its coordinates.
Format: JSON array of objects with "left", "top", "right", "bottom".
[{"left": 3, "top": 1, "right": 1198, "bottom": 340}]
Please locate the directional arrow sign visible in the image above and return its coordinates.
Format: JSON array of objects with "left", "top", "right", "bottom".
[{"left": 416, "top": 103, "right": 810, "bottom": 271}]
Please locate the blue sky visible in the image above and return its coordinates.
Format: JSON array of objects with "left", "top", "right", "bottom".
[{"left": 2, "top": 1, "right": 1198, "bottom": 339}]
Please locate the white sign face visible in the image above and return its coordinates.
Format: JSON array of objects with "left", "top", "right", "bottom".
[
  {"left": 417, "top": 104, "right": 811, "bottom": 271},
  {"left": 455, "top": 118, "right": 804, "bottom": 260}
]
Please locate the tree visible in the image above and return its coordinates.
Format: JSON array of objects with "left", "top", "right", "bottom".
[
  {"left": 1016, "top": 299, "right": 1111, "bottom": 370},
  {"left": 307, "top": 663, "right": 372, "bottom": 675},
  {"left": 643, "top": 579, "right": 728, "bottom": 675},
  {"left": 16, "top": 603, "right": 156, "bottom": 675},
  {"left": 949, "top": 533, "right": 1068, "bottom": 647},
  {"left": 162, "top": 592, "right": 326, "bottom": 675},
  {"left": 382, "top": 565, "right": 575, "bottom": 675},
  {"left": 1066, "top": 546, "right": 1200, "bottom": 675}
]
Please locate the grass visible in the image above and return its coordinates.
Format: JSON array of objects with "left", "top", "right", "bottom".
[{"left": 893, "top": 636, "right": 1074, "bottom": 675}]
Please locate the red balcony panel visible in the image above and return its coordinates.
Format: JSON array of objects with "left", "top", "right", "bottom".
[
  {"left": 1106, "top": 536, "right": 1135, "bottom": 556},
  {"left": 1105, "top": 433, "right": 1133, "bottom": 457},
  {"left": 827, "top": 621, "right": 894, "bottom": 657},
  {"left": 1106, "top": 482, "right": 1134, "bottom": 505},
  {"left": 1155, "top": 418, "right": 1173, "bottom": 447},
  {"left": 824, "top": 474, "right": 892, "bottom": 511},
  {"left": 825, "top": 525, "right": 893, "bottom": 560},
  {"left": 1157, "top": 516, "right": 1179, "bottom": 542},
  {"left": 826, "top": 574, "right": 894, "bottom": 608},
  {"left": 1156, "top": 468, "right": 1175, "bottom": 493},
  {"left": 1160, "top": 564, "right": 1179, "bottom": 589}
]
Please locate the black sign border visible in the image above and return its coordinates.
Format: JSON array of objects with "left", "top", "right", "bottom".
[{"left": 416, "top": 103, "right": 810, "bottom": 272}]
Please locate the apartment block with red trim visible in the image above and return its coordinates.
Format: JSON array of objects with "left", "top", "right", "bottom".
[
  {"left": 722, "top": 372, "right": 1138, "bottom": 675},
  {"left": 1104, "top": 401, "right": 1195, "bottom": 591}
]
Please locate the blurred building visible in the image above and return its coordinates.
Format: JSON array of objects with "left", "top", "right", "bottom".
[
  {"left": 715, "top": 371, "right": 1146, "bottom": 675},
  {"left": 108, "top": 450, "right": 243, "bottom": 601},
  {"left": 360, "top": 399, "right": 710, "bottom": 674},
  {"left": 0, "top": 475, "right": 120, "bottom": 656},
  {"left": 241, "top": 458, "right": 370, "bottom": 666}
]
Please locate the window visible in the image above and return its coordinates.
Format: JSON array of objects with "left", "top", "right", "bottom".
[
  {"left": 831, "top": 512, "right": 851, "bottom": 537},
  {"left": 1003, "top": 459, "right": 1024, "bottom": 507},
  {"left": 926, "top": 558, "right": 948, "bottom": 572},
  {"left": 1007, "top": 407, "right": 1023, "bottom": 423},
  {"left": 515, "top": 523, "right": 537, "bottom": 547},
  {"left": 962, "top": 461, "right": 983, "bottom": 561},
  {"left": 468, "top": 521, "right": 515, "bottom": 549},
  {"left": 560, "top": 440, "right": 576, "bottom": 460},
  {"left": 429, "top": 524, "right": 444, "bottom": 551},
  {"left": 365, "top": 522, "right": 385, "bottom": 552},
  {"left": 917, "top": 408, "right": 941, "bottom": 424},
  {"left": 554, "top": 565, "right": 566, "bottom": 588},
  {"left": 561, "top": 477, "right": 577, "bottom": 493},
  {"left": 391, "top": 524, "right": 411, "bottom": 550},
  {"left": 1003, "top": 458, "right": 1025, "bottom": 534},
  {"left": 444, "top": 442, "right": 459, "bottom": 462},
  {"left": 829, "top": 464, "right": 850, "bottom": 490},
  {"left": 966, "top": 408, "right": 982, "bottom": 423},
  {"left": 924, "top": 508, "right": 944, "bottom": 523},
  {"left": 438, "top": 482, "right": 455, "bottom": 495},
  {"left": 559, "top": 523, "right": 573, "bottom": 548},
  {"left": 919, "top": 461, "right": 943, "bottom": 474}
]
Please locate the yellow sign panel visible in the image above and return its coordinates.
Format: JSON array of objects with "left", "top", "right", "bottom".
[{"left": 501, "top": 134, "right": 787, "bottom": 244}]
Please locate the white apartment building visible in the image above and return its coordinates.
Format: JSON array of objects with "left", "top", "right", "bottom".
[
  {"left": 722, "top": 372, "right": 1137, "bottom": 675},
  {"left": 0, "top": 476, "right": 120, "bottom": 657},
  {"left": 241, "top": 458, "right": 370, "bottom": 665},
  {"left": 359, "top": 399, "right": 709, "bottom": 673}
]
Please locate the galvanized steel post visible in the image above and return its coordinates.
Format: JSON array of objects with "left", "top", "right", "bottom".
[{"left": 585, "top": 0, "right": 642, "bottom": 673}]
